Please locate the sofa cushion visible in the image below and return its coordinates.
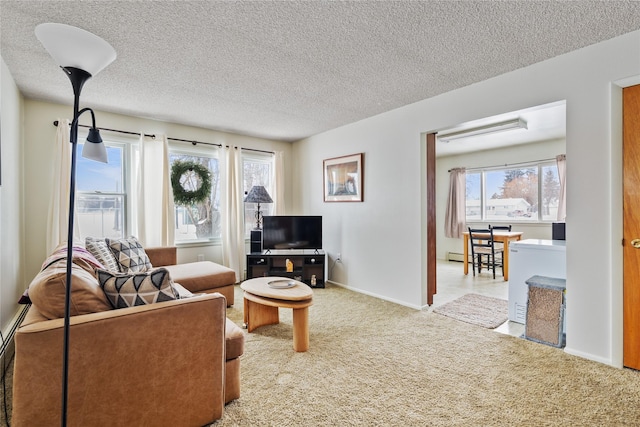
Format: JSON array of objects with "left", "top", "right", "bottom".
[
  {"left": 163, "top": 261, "right": 236, "bottom": 293},
  {"left": 28, "top": 259, "right": 112, "bottom": 320},
  {"left": 105, "top": 236, "right": 152, "bottom": 273},
  {"left": 97, "top": 268, "right": 178, "bottom": 309},
  {"left": 225, "top": 318, "right": 245, "bottom": 360},
  {"left": 85, "top": 237, "right": 120, "bottom": 272}
]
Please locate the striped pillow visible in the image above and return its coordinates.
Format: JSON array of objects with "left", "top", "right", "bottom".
[{"left": 85, "top": 237, "right": 120, "bottom": 272}]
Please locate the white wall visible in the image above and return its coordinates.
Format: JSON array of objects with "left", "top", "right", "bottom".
[
  {"left": 0, "top": 57, "right": 26, "bottom": 334},
  {"left": 293, "top": 111, "right": 425, "bottom": 308},
  {"left": 437, "top": 138, "right": 566, "bottom": 260},
  {"left": 294, "top": 30, "right": 640, "bottom": 367},
  {"left": 22, "top": 100, "right": 293, "bottom": 282}
]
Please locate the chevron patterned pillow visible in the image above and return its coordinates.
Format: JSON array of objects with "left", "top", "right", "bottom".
[
  {"left": 105, "top": 236, "right": 152, "bottom": 273},
  {"left": 97, "top": 268, "right": 178, "bottom": 309}
]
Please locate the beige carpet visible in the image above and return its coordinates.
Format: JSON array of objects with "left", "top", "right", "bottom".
[
  {"left": 3, "top": 285, "right": 640, "bottom": 426},
  {"left": 214, "top": 284, "right": 640, "bottom": 426},
  {"left": 433, "top": 293, "right": 508, "bottom": 329}
]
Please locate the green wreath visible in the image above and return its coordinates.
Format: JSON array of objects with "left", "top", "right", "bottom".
[{"left": 171, "top": 160, "right": 212, "bottom": 205}]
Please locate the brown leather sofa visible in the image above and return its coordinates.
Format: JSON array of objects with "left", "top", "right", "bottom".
[{"left": 12, "top": 247, "right": 244, "bottom": 426}]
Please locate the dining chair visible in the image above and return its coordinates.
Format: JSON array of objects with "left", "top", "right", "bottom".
[
  {"left": 468, "top": 227, "right": 505, "bottom": 279},
  {"left": 489, "top": 224, "right": 511, "bottom": 252}
]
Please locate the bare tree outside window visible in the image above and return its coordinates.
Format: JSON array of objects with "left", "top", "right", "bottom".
[
  {"left": 465, "top": 162, "right": 560, "bottom": 222},
  {"left": 541, "top": 165, "right": 560, "bottom": 220}
]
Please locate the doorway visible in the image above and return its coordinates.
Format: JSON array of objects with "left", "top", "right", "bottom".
[{"left": 428, "top": 102, "right": 566, "bottom": 333}]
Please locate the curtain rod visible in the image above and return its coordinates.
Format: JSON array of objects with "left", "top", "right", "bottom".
[
  {"left": 52, "top": 120, "right": 275, "bottom": 155},
  {"left": 448, "top": 156, "right": 559, "bottom": 173}
]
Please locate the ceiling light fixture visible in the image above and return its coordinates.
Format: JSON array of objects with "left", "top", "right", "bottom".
[{"left": 438, "top": 118, "right": 528, "bottom": 142}]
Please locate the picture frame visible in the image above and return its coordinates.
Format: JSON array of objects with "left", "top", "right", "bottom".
[{"left": 323, "top": 153, "right": 363, "bottom": 202}]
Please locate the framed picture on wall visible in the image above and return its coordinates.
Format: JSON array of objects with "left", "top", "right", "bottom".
[{"left": 323, "top": 153, "right": 363, "bottom": 202}]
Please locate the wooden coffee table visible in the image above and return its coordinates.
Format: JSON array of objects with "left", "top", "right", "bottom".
[{"left": 240, "top": 277, "right": 313, "bottom": 352}]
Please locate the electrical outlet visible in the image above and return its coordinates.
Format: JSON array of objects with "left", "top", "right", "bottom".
[
  {"left": 197, "top": 254, "right": 205, "bottom": 262},
  {"left": 336, "top": 252, "right": 342, "bottom": 262}
]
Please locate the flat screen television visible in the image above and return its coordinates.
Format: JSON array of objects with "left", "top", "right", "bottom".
[{"left": 262, "top": 216, "right": 322, "bottom": 250}]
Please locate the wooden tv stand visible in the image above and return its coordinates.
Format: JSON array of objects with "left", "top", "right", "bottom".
[{"left": 246, "top": 250, "right": 325, "bottom": 288}]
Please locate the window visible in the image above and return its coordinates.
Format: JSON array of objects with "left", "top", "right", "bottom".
[
  {"left": 76, "top": 142, "right": 127, "bottom": 240},
  {"left": 169, "top": 151, "right": 221, "bottom": 242},
  {"left": 465, "top": 162, "right": 560, "bottom": 222},
  {"left": 77, "top": 137, "right": 273, "bottom": 243},
  {"left": 243, "top": 153, "right": 274, "bottom": 235}
]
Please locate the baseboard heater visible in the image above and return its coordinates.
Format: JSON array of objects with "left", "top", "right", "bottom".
[
  {"left": 447, "top": 252, "right": 471, "bottom": 263},
  {"left": 1, "top": 304, "right": 30, "bottom": 380}
]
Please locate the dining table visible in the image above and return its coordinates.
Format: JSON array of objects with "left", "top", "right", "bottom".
[{"left": 462, "top": 230, "right": 523, "bottom": 281}]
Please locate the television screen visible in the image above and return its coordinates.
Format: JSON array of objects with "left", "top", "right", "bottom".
[{"left": 262, "top": 216, "right": 322, "bottom": 250}]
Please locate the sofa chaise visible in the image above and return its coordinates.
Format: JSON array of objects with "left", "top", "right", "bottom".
[{"left": 144, "top": 246, "right": 237, "bottom": 306}]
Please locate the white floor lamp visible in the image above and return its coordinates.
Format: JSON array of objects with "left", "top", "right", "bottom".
[{"left": 35, "top": 23, "right": 116, "bottom": 426}]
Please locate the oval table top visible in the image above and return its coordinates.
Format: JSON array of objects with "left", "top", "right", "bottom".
[{"left": 240, "top": 276, "right": 313, "bottom": 301}]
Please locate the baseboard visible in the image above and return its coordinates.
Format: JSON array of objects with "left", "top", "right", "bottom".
[
  {"left": 564, "top": 346, "right": 614, "bottom": 367},
  {"left": 326, "top": 280, "right": 425, "bottom": 310},
  {"left": 1, "top": 304, "right": 30, "bottom": 381}
]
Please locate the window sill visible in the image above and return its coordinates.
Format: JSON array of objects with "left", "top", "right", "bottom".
[{"left": 175, "top": 239, "right": 221, "bottom": 248}]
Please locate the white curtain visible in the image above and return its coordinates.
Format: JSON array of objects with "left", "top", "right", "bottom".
[
  {"left": 221, "top": 145, "right": 245, "bottom": 282},
  {"left": 273, "top": 151, "right": 285, "bottom": 215},
  {"left": 444, "top": 167, "right": 467, "bottom": 238},
  {"left": 556, "top": 154, "right": 567, "bottom": 221},
  {"left": 136, "top": 134, "right": 175, "bottom": 247},
  {"left": 46, "top": 119, "right": 79, "bottom": 253}
]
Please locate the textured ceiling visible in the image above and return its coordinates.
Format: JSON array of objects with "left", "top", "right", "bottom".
[{"left": 2, "top": 1, "right": 640, "bottom": 142}]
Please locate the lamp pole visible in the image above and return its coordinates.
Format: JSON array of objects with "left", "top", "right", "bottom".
[
  {"left": 255, "top": 202, "right": 262, "bottom": 229},
  {"left": 60, "top": 66, "right": 93, "bottom": 427}
]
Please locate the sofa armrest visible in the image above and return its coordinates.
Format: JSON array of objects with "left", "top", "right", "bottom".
[
  {"left": 13, "top": 294, "right": 226, "bottom": 427},
  {"left": 145, "top": 246, "right": 177, "bottom": 266}
]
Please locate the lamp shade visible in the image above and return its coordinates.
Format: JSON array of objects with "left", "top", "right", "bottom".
[
  {"left": 35, "top": 23, "right": 116, "bottom": 76},
  {"left": 244, "top": 186, "right": 273, "bottom": 203},
  {"left": 82, "top": 129, "right": 108, "bottom": 163}
]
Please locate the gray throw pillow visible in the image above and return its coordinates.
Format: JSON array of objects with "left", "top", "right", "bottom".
[
  {"left": 105, "top": 236, "right": 152, "bottom": 273},
  {"left": 97, "top": 267, "right": 177, "bottom": 309}
]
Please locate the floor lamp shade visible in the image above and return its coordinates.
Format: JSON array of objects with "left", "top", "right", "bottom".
[
  {"left": 80, "top": 110, "right": 108, "bottom": 163},
  {"left": 36, "top": 23, "right": 116, "bottom": 76},
  {"left": 35, "top": 23, "right": 116, "bottom": 75},
  {"left": 82, "top": 130, "right": 108, "bottom": 163}
]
